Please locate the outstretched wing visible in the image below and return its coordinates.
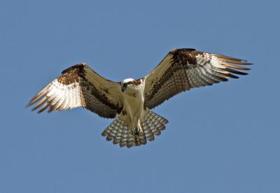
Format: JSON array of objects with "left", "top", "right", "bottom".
[
  {"left": 144, "top": 48, "right": 251, "bottom": 109},
  {"left": 27, "top": 63, "right": 123, "bottom": 118}
]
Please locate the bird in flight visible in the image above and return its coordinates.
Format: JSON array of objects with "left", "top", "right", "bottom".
[{"left": 27, "top": 48, "right": 251, "bottom": 148}]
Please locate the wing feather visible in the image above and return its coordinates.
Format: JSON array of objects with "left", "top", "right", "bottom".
[
  {"left": 144, "top": 48, "right": 251, "bottom": 109},
  {"left": 28, "top": 63, "right": 122, "bottom": 118}
]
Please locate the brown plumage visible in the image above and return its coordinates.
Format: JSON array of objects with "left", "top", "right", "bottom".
[
  {"left": 27, "top": 63, "right": 122, "bottom": 118},
  {"left": 144, "top": 48, "right": 251, "bottom": 108}
]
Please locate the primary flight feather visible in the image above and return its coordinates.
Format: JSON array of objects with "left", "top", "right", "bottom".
[{"left": 28, "top": 48, "right": 252, "bottom": 148}]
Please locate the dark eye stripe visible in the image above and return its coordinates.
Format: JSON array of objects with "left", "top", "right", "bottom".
[{"left": 123, "top": 82, "right": 132, "bottom": 86}]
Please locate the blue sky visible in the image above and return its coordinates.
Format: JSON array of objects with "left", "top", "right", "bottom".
[{"left": 0, "top": 0, "right": 279, "bottom": 193}]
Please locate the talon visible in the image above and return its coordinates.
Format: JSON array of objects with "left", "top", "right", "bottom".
[{"left": 136, "top": 127, "right": 144, "bottom": 136}]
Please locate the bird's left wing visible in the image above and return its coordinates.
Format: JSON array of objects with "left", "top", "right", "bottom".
[
  {"left": 27, "top": 63, "right": 123, "bottom": 118},
  {"left": 144, "top": 48, "right": 251, "bottom": 109}
]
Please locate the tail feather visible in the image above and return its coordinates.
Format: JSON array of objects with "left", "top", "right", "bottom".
[
  {"left": 142, "top": 111, "right": 167, "bottom": 137},
  {"left": 101, "top": 110, "right": 168, "bottom": 148}
]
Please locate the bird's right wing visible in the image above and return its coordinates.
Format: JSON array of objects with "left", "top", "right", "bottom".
[{"left": 27, "top": 63, "right": 123, "bottom": 118}]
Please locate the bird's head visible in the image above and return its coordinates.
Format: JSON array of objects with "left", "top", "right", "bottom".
[{"left": 121, "top": 78, "right": 135, "bottom": 92}]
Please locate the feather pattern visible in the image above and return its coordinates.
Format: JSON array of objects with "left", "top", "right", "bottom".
[
  {"left": 101, "top": 110, "right": 168, "bottom": 148},
  {"left": 27, "top": 48, "right": 252, "bottom": 148},
  {"left": 27, "top": 63, "right": 122, "bottom": 118},
  {"left": 144, "top": 48, "right": 252, "bottom": 109}
]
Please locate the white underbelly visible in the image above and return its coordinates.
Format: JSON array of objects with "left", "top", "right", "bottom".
[{"left": 122, "top": 90, "right": 145, "bottom": 129}]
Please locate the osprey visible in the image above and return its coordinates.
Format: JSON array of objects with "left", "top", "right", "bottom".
[{"left": 28, "top": 48, "right": 251, "bottom": 148}]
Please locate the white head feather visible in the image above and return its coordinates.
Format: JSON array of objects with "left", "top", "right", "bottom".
[{"left": 122, "top": 78, "right": 135, "bottom": 83}]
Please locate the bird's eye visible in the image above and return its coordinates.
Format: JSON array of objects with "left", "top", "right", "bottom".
[{"left": 121, "top": 83, "right": 127, "bottom": 92}]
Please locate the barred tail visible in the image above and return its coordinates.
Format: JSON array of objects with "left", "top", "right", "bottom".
[
  {"left": 141, "top": 110, "right": 168, "bottom": 142},
  {"left": 101, "top": 110, "right": 168, "bottom": 148}
]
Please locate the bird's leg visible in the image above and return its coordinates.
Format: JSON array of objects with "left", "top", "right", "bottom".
[{"left": 135, "top": 119, "right": 144, "bottom": 135}]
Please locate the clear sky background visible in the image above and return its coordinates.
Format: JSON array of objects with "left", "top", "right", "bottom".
[{"left": 0, "top": 0, "right": 279, "bottom": 193}]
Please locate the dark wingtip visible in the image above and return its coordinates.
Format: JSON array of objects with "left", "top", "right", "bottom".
[
  {"left": 26, "top": 95, "right": 39, "bottom": 108},
  {"left": 241, "top": 61, "right": 253, "bottom": 65},
  {"left": 227, "top": 74, "right": 239, "bottom": 79},
  {"left": 38, "top": 105, "right": 48, "bottom": 113},
  {"left": 225, "top": 68, "right": 248, "bottom": 75}
]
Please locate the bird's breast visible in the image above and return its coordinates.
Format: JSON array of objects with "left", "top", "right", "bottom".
[{"left": 121, "top": 85, "right": 145, "bottom": 122}]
